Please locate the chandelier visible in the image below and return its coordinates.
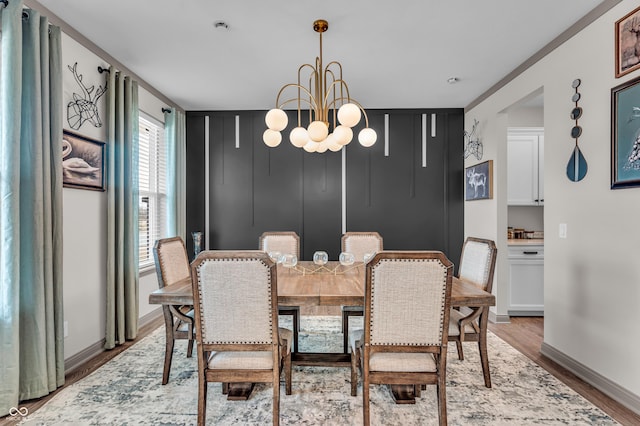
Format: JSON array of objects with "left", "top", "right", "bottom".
[{"left": 263, "top": 19, "right": 377, "bottom": 153}]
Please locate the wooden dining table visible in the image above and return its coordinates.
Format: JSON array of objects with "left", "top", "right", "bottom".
[{"left": 149, "top": 260, "right": 495, "bottom": 402}]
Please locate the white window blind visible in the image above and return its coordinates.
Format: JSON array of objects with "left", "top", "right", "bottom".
[{"left": 138, "top": 113, "right": 167, "bottom": 268}]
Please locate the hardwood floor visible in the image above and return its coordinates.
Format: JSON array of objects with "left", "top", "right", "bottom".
[
  {"left": 2, "top": 315, "right": 638, "bottom": 425},
  {"left": 489, "top": 317, "right": 640, "bottom": 426}
]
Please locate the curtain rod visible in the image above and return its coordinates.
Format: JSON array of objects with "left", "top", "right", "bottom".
[
  {"left": 162, "top": 108, "right": 172, "bottom": 113},
  {"left": 97, "top": 66, "right": 109, "bottom": 74},
  {"left": 0, "top": 0, "right": 8, "bottom": 9}
]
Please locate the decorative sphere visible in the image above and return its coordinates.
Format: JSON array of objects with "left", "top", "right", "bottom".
[
  {"left": 337, "top": 103, "right": 361, "bottom": 127},
  {"left": 290, "top": 127, "right": 309, "bottom": 148},
  {"left": 333, "top": 125, "right": 353, "bottom": 145},
  {"left": 316, "top": 139, "right": 329, "bottom": 153},
  {"left": 328, "top": 140, "right": 343, "bottom": 152},
  {"left": 265, "top": 109, "right": 288, "bottom": 131},
  {"left": 303, "top": 140, "right": 318, "bottom": 153},
  {"left": 358, "top": 128, "right": 377, "bottom": 147},
  {"left": 263, "top": 129, "right": 282, "bottom": 147},
  {"left": 308, "top": 121, "right": 329, "bottom": 142}
]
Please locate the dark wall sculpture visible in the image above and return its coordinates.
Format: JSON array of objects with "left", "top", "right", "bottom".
[{"left": 186, "top": 109, "right": 464, "bottom": 264}]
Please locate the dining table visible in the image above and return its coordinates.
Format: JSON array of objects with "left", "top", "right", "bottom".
[{"left": 149, "top": 260, "right": 496, "bottom": 402}]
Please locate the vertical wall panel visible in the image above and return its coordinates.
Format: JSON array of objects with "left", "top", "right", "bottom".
[
  {"left": 185, "top": 113, "right": 206, "bottom": 256},
  {"left": 302, "top": 153, "right": 342, "bottom": 260},
  {"left": 208, "top": 112, "right": 254, "bottom": 249},
  {"left": 252, "top": 110, "right": 304, "bottom": 249}
]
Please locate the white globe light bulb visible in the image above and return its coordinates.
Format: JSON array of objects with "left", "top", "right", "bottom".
[
  {"left": 289, "top": 127, "right": 309, "bottom": 148},
  {"left": 328, "top": 140, "right": 343, "bottom": 152},
  {"left": 265, "top": 109, "right": 288, "bottom": 131},
  {"left": 333, "top": 125, "right": 353, "bottom": 145},
  {"left": 316, "top": 138, "right": 329, "bottom": 153},
  {"left": 337, "top": 103, "right": 361, "bottom": 127},
  {"left": 303, "top": 140, "right": 318, "bottom": 153},
  {"left": 308, "top": 121, "right": 329, "bottom": 142},
  {"left": 358, "top": 128, "right": 377, "bottom": 147},
  {"left": 263, "top": 129, "right": 282, "bottom": 147}
]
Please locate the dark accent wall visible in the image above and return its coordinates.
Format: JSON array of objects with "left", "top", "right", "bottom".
[{"left": 186, "top": 109, "right": 463, "bottom": 264}]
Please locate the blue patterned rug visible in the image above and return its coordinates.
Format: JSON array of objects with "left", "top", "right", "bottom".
[{"left": 18, "top": 316, "right": 616, "bottom": 425}]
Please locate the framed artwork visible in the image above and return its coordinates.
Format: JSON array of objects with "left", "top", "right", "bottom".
[
  {"left": 615, "top": 5, "right": 640, "bottom": 78},
  {"left": 611, "top": 75, "right": 640, "bottom": 189},
  {"left": 465, "top": 160, "right": 493, "bottom": 201},
  {"left": 62, "top": 130, "right": 106, "bottom": 191}
]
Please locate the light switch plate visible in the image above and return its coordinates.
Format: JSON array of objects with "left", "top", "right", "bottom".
[{"left": 559, "top": 223, "right": 567, "bottom": 239}]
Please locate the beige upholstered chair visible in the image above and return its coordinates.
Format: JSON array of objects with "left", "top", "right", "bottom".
[
  {"left": 448, "top": 237, "right": 497, "bottom": 388},
  {"left": 259, "top": 231, "right": 300, "bottom": 259},
  {"left": 341, "top": 232, "right": 383, "bottom": 353},
  {"left": 259, "top": 231, "right": 301, "bottom": 353},
  {"left": 153, "top": 237, "right": 195, "bottom": 385},
  {"left": 355, "top": 251, "right": 453, "bottom": 426},
  {"left": 191, "top": 251, "right": 292, "bottom": 426}
]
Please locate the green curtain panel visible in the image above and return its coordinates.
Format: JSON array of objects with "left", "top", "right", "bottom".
[
  {"left": 0, "top": 1, "right": 65, "bottom": 416},
  {"left": 105, "top": 67, "right": 139, "bottom": 349},
  {"left": 164, "top": 108, "right": 186, "bottom": 239}
]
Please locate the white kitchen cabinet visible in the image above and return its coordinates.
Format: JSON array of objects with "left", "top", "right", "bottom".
[
  {"left": 508, "top": 244, "right": 544, "bottom": 316},
  {"left": 508, "top": 128, "right": 544, "bottom": 206}
]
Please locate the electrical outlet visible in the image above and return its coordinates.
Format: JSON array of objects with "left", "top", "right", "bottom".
[
  {"left": 64, "top": 321, "right": 69, "bottom": 338},
  {"left": 559, "top": 223, "right": 567, "bottom": 239}
]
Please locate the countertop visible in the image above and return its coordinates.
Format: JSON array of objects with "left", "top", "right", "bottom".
[{"left": 507, "top": 238, "right": 544, "bottom": 246}]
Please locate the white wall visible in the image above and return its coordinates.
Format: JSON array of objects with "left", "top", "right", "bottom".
[
  {"left": 60, "top": 33, "right": 164, "bottom": 360},
  {"left": 466, "top": 0, "right": 640, "bottom": 407}
]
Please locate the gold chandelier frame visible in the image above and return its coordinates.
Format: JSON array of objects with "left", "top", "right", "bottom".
[{"left": 263, "top": 19, "right": 377, "bottom": 152}]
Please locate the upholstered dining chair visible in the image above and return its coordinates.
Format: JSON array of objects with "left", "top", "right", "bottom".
[
  {"left": 353, "top": 251, "right": 453, "bottom": 426},
  {"left": 153, "top": 236, "right": 196, "bottom": 385},
  {"left": 448, "top": 237, "right": 497, "bottom": 388},
  {"left": 259, "top": 231, "right": 300, "bottom": 259},
  {"left": 259, "top": 231, "right": 301, "bottom": 353},
  {"left": 341, "top": 231, "right": 383, "bottom": 354},
  {"left": 191, "top": 250, "right": 292, "bottom": 426}
]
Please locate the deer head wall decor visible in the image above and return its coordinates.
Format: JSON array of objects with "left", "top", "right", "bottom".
[{"left": 67, "top": 62, "right": 107, "bottom": 130}]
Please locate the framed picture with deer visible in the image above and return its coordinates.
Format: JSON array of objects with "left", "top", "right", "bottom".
[{"left": 465, "top": 160, "right": 493, "bottom": 201}]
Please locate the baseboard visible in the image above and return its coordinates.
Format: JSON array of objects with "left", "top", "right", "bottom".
[
  {"left": 64, "top": 338, "right": 105, "bottom": 374},
  {"left": 541, "top": 342, "right": 640, "bottom": 416},
  {"left": 139, "top": 307, "right": 163, "bottom": 329},
  {"left": 508, "top": 310, "right": 543, "bottom": 317},
  {"left": 489, "top": 311, "right": 511, "bottom": 324},
  {"left": 64, "top": 308, "right": 163, "bottom": 375}
]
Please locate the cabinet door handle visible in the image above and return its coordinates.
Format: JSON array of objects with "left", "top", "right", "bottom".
[{"left": 523, "top": 251, "right": 539, "bottom": 255}]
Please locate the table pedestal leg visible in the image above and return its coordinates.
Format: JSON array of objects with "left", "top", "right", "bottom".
[
  {"left": 226, "top": 383, "right": 255, "bottom": 401},
  {"left": 390, "top": 385, "right": 417, "bottom": 404}
]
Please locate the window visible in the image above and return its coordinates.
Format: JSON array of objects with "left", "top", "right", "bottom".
[{"left": 138, "top": 113, "right": 168, "bottom": 269}]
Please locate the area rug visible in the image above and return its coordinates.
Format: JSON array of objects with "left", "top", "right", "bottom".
[{"left": 18, "top": 316, "right": 616, "bottom": 425}]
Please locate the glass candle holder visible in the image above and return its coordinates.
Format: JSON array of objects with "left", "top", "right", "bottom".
[
  {"left": 313, "top": 251, "right": 328, "bottom": 266},
  {"left": 281, "top": 254, "right": 298, "bottom": 268},
  {"left": 268, "top": 251, "right": 282, "bottom": 264},
  {"left": 339, "top": 252, "right": 355, "bottom": 266}
]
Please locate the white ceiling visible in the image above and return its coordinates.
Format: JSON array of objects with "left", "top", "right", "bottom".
[{"left": 36, "top": 0, "right": 606, "bottom": 111}]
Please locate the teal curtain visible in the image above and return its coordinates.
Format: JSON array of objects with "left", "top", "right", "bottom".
[
  {"left": 105, "top": 67, "right": 139, "bottom": 349},
  {"left": 0, "top": 1, "right": 64, "bottom": 416},
  {"left": 164, "top": 108, "right": 186, "bottom": 239}
]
